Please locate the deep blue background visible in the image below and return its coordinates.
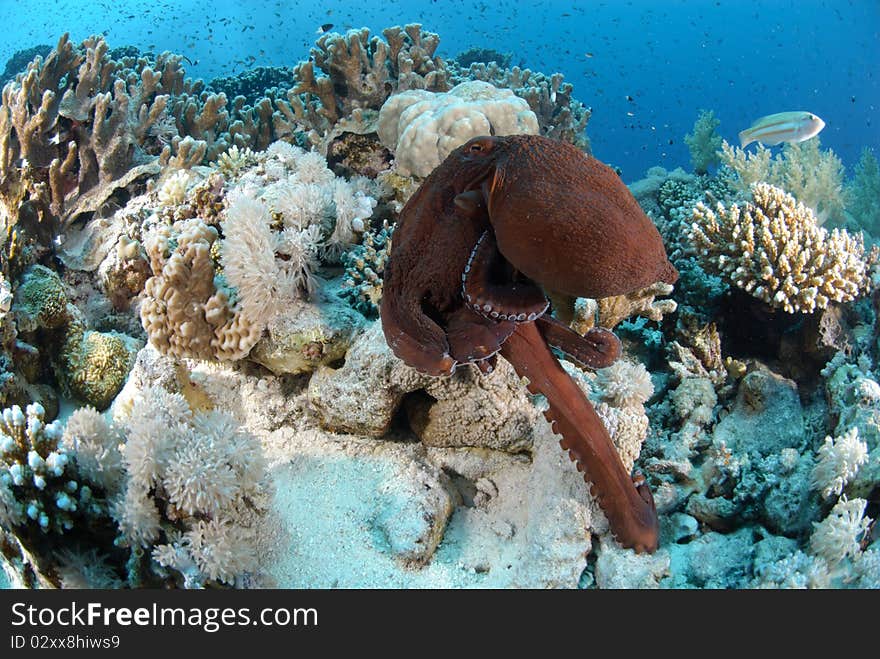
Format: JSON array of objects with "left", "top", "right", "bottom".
[{"left": 1, "top": 0, "right": 876, "bottom": 182}]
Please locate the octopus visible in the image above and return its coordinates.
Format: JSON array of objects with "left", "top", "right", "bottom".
[{"left": 380, "top": 134, "right": 678, "bottom": 553}]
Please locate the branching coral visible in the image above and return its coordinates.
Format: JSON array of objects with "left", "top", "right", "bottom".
[
  {"left": 288, "top": 24, "right": 449, "bottom": 141},
  {"left": 340, "top": 220, "right": 393, "bottom": 316},
  {"left": 688, "top": 182, "right": 873, "bottom": 313},
  {"left": 719, "top": 139, "right": 846, "bottom": 225},
  {"left": 0, "top": 33, "right": 173, "bottom": 247},
  {"left": 450, "top": 61, "right": 591, "bottom": 149},
  {"left": 684, "top": 109, "right": 722, "bottom": 175},
  {"left": 0, "top": 403, "right": 77, "bottom": 532}
]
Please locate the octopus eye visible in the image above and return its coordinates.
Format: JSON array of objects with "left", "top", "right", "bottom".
[{"left": 469, "top": 143, "right": 484, "bottom": 153}]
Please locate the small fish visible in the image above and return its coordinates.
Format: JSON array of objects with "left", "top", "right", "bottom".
[
  {"left": 738, "top": 111, "right": 825, "bottom": 148},
  {"left": 316, "top": 23, "right": 334, "bottom": 34}
]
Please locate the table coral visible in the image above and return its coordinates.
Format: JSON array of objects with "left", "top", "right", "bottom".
[{"left": 688, "top": 182, "right": 873, "bottom": 314}]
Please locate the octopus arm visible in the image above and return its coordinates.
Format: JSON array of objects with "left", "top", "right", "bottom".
[
  {"left": 500, "top": 321, "right": 659, "bottom": 553},
  {"left": 462, "top": 230, "right": 549, "bottom": 322},
  {"left": 379, "top": 287, "right": 456, "bottom": 376},
  {"left": 536, "top": 316, "right": 622, "bottom": 369}
]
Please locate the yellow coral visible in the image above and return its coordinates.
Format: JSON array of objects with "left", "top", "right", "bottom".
[
  {"left": 689, "top": 182, "right": 872, "bottom": 314},
  {"left": 719, "top": 139, "right": 845, "bottom": 225}
]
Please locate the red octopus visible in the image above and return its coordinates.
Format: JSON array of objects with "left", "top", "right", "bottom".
[{"left": 380, "top": 134, "right": 677, "bottom": 553}]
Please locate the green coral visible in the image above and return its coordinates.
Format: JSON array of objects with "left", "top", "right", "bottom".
[
  {"left": 11, "top": 265, "right": 70, "bottom": 331},
  {"left": 58, "top": 324, "right": 141, "bottom": 411},
  {"left": 845, "top": 147, "right": 880, "bottom": 236},
  {"left": 684, "top": 109, "right": 722, "bottom": 174},
  {"left": 10, "top": 264, "right": 141, "bottom": 410}
]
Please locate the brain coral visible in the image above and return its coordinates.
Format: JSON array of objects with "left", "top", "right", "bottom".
[
  {"left": 377, "top": 80, "right": 539, "bottom": 177},
  {"left": 688, "top": 182, "right": 873, "bottom": 314}
]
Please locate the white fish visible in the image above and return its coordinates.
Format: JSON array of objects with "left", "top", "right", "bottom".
[{"left": 738, "top": 111, "right": 825, "bottom": 148}]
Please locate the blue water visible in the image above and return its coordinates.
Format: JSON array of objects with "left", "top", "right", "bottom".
[{"left": 1, "top": 0, "right": 876, "bottom": 181}]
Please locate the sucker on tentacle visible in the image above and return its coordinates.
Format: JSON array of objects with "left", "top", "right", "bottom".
[
  {"left": 500, "top": 321, "right": 659, "bottom": 553},
  {"left": 462, "top": 231, "right": 549, "bottom": 322}
]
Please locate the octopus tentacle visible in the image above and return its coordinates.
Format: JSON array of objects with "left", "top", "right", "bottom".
[
  {"left": 499, "top": 321, "right": 659, "bottom": 553},
  {"left": 536, "top": 316, "right": 622, "bottom": 369},
  {"left": 379, "top": 290, "right": 456, "bottom": 376},
  {"left": 462, "top": 231, "right": 550, "bottom": 322},
  {"left": 445, "top": 305, "right": 515, "bottom": 366}
]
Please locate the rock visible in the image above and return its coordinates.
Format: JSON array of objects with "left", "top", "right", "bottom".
[
  {"left": 406, "top": 357, "right": 538, "bottom": 452},
  {"left": 712, "top": 363, "right": 804, "bottom": 458},
  {"left": 760, "top": 453, "right": 821, "bottom": 536},
  {"left": 251, "top": 295, "right": 364, "bottom": 376},
  {"left": 594, "top": 538, "right": 671, "bottom": 588},
  {"left": 665, "top": 527, "right": 757, "bottom": 588},
  {"left": 307, "top": 321, "right": 430, "bottom": 436}
]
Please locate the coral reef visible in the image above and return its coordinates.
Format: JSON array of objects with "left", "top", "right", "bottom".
[
  {"left": 1, "top": 26, "right": 877, "bottom": 591},
  {"left": 845, "top": 147, "right": 880, "bottom": 237},
  {"left": 449, "top": 61, "right": 591, "bottom": 149}
]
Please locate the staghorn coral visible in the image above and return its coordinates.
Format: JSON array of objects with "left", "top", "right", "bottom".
[
  {"left": 684, "top": 109, "right": 722, "bottom": 175},
  {"left": 0, "top": 33, "right": 174, "bottom": 247},
  {"left": 688, "top": 182, "right": 873, "bottom": 313},
  {"left": 377, "top": 80, "right": 539, "bottom": 177},
  {"left": 719, "top": 139, "right": 846, "bottom": 225},
  {"left": 287, "top": 24, "right": 449, "bottom": 143}
]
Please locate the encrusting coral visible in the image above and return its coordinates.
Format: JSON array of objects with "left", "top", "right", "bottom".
[
  {"left": 688, "top": 182, "right": 873, "bottom": 314},
  {"left": 11, "top": 264, "right": 141, "bottom": 410}
]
